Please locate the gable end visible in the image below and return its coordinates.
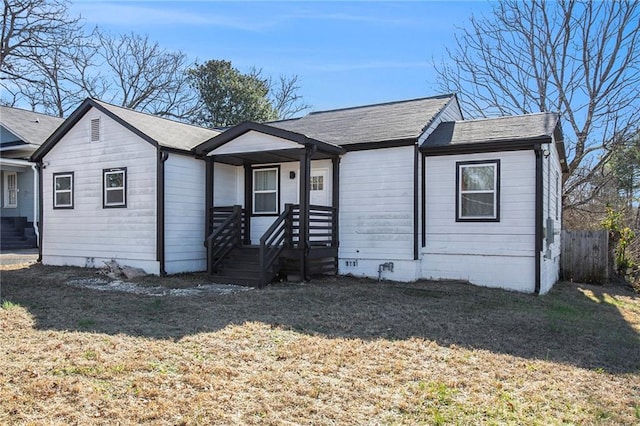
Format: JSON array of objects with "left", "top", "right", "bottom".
[{"left": 32, "top": 99, "right": 161, "bottom": 162}]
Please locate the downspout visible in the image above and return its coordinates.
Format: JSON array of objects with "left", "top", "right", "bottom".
[
  {"left": 413, "top": 144, "right": 419, "bottom": 260},
  {"left": 421, "top": 153, "right": 426, "bottom": 248},
  {"left": 36, "top": 162, "right": 44, "bottom": 262},
  {"left": 534, "top": 145, "right": 543, "bottom": 294},
  {"left": 157, "top": 150, "right": 169, "bottom": 276},
  {"left": 30, "top": 163, "right": 40, "bottom": 242}
]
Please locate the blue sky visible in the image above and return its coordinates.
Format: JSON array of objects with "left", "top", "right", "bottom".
[{"left": 71, "top": 1, "right": 495, "bottom": 113}]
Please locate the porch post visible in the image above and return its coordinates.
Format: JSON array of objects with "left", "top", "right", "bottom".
[
  {"left": 332, "top": 155, "right": 340, "bottom": 248},
  {"left": 298, "top": 146, "right": 312, "bottom": 280},
  {"left": 243, "top": 164, "right": 252, "bottom": 245}
]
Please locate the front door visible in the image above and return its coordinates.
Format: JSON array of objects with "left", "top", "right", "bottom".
[
  {"left": 3, "top": 171, "right": 17, "bottom": 208},
  {"left": 309, "top": 169, "right": 329, "bottom": 206}
]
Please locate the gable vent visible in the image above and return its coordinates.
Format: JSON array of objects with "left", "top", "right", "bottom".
[{"left": 90, "top": 118, "right": 100, "bottom": 142}]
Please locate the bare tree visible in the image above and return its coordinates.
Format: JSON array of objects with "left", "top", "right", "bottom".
[
  {"left": 1, "top": 0, "right": 79, "bottom": 82},
  {"left": 268, "top": 74, "right": 310, "bottom": 119},
  {"left": 436, "top": 0, "right": 640, "bottom": 212},
  {"left": 78, "top": 30, "right": 198, "bottom": 120}
]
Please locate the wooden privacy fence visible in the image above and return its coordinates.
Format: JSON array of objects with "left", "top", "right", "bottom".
[{"left": 561, "top": 230, "right": 609, "bottom": 284}]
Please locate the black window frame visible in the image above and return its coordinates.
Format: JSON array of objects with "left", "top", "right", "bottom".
[
  {"left": 53, "top": 172, "right": 74, "bottom": 209},
  {"left": 103, "top": 167, "right": 127, "bottom": 209},
  {"left": 455, "top": 159, "right": 500, "bottom": 222}
]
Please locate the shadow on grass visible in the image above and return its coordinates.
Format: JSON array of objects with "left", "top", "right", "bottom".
[{"left": 2, "top": 264, "right": 639, "bottom": 373}]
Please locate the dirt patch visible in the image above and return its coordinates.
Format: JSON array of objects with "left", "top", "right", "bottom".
[
  {"left": 65, "top": 276, "right": 252, "bottom": 297},
  {"left": 1, "top": 263, "right": 639, "bottom": 424}
]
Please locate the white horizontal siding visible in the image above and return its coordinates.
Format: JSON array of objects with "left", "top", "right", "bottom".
[
  {"left": 211, "top": 131, "right": 300, "bottom": 155},
  {"left": 421, "top": 150, "right": 537, "bottom": 292},
  {"left": 41, "top": 107, "right": 159, "bottom": 273},
  {"left": 339, "top": 146, "right": 415, "bottom": 265},
  {"left": 164, "top": 153, "right": 206, "bottom": 273},
  {"left": 213, "top": 163, "right": 241, "bottom": 206},
  {"left": 540, "top": 138, "right": 563, "bottom": 294}
]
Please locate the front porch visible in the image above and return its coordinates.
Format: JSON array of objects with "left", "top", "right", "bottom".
[
  {"left": 194, "top": 122, "right": 345, "bottom": 287},
  {"left": 205, "top": 204, "right": 338, "bottom": 287}
]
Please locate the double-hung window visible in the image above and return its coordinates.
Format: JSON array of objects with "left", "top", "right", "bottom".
[
  {"left": 103, "top": 168, "right": 126, "bottom": 208},
  {"left": 53, "top": 172, "right": 74, "bottom": 209},
  {"left": 253, "top": 167, "right": 279, "bottom": 214},
  {"left": 456, "top": 160, "right": 500, "bottom": 221}
]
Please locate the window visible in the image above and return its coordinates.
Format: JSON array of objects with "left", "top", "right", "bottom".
[
  {"left": 53, "top": 172, "right": 74, "bottom": 209},
  {"left": 310, "top": 175, "right": 324, "bottom": 191},
  {"left": 253, "top": 167, "right": 278, "bottom": 214},
  {"left": 90, "top": 118, "right": 100, "bottom": 142},
  {"left": 456, "top": 160, "right": 500, "bottom": 221},
  {"left": 103, "top": 168, "right": 126, "bottom": 208},
  {"left": 3, "top": 171, "right": 17, "bottom": 208}
]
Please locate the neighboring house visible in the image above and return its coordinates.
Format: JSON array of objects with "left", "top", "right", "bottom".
[
  {"left": 0, "top": 106, "right": 64, "bottom": 249},
  {"left": 33, "top": 95, "right": 567, "bottom": 294}
]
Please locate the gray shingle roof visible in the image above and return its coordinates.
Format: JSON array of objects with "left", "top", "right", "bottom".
[
  {"left": 93, "top": 100, "right": 221, "bottom": 151},
  {"left": 269, "top": 95, "right": 454, "bottom": 146},
  {"left": 0, "top": 106, "right": 64, "bottom": 147},
  {"left": 423, "top": 112, "right": 560, "bottom": 147}
]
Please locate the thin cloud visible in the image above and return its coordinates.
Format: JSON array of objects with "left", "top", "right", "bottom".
[
  {"left": 301, "top": 61, "right": 433, "bottom": 72},
  {"left": 72, "top": 2, "right": 418, "bottom": 31},
  {"left": 72, "top": 3, "right": 278, "bottom": 31}
]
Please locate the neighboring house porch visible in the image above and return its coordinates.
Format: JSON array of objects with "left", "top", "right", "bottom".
[{"left": 0, "top": 106, "right": 64, "bottom": 249}]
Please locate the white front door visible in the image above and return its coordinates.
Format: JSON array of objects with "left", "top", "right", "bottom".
[
  {"left": 309, "top": 169, "right": 329, "bottom": 206},
  {"left": 3, "top": 171, "right": 17, "bottom": 208}
]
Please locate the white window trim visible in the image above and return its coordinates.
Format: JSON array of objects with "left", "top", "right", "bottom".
[
  {"left": 103, "top": 168, "right": 126, "bottom": 208},
  {"left": 3, "top": 171, "right": 17, "bottom": 208},
  {"left": 456, "top": 160, "right": 500, "bottom": 221},
  {"left": 252, "top": 167, "right": 279, "bottom": 215},
  {"left": 53, "top": 172, "right": 74, "bottom": 209}
]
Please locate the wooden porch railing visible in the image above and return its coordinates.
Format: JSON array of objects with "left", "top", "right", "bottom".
[
  {"left": 205, "top": 205, "right": 243, "bottom": 273},
  {"left": 258, "top": 204, "right": 294, "bottom": 286},
  {"left": 308, "top": 204, "right": 338, "bottom": 247},
  {"left": 206, "top": 203, "right": 338, "bottom": 285}
]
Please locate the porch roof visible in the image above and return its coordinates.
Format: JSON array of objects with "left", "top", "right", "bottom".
[
  {"left": 0, "top": 106, "right": 64, "bottom": 158},
  {"left": 193, "top": 121, "right": 345, "bottom": 165}
]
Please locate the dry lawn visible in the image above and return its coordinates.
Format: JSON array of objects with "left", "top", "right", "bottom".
[{"left": 1, "top": 263, "right": 639, "bottom": 425}]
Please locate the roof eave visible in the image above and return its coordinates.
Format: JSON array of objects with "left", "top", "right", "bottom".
[
  {"left": 421, "top": 136, "right": 553, "bottom": 156},
  {"left": 193, "top": 122, "right": 345, "bottom": 156}
]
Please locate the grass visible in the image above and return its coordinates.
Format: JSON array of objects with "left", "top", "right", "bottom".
[{"left": 1, "top": 263, "right": 639, "bottom": 425}]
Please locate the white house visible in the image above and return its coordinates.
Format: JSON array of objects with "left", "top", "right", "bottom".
[
  {"left": 31, "top": 98, "right": 220, "bottom": 274},
  {"left": 1, "top": 106, "right": 64, "bottom": 249},
  {"left": 33, "top": 95, "right": 567, "bottom": 294}
]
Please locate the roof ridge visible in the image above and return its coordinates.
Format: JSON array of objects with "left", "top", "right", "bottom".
[
  {"left": 91, "top": 98, "right": 219, "bottom": 133},
  {"left": 306, "top": 94, "right": 454, "bottom": 116},
  {"left": 450, "top": 111, "right": 556, "bottom": 124},
  {"left": 0, "top": 105, "right": 64, "bottom": 120}
]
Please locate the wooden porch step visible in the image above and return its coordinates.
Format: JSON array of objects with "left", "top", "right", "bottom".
[
  {"left": 0, "top": 217, "right": 37, "bottom": 250},
  {"left": 208, "top": 245, "right": 275, "bottom": 287}
]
